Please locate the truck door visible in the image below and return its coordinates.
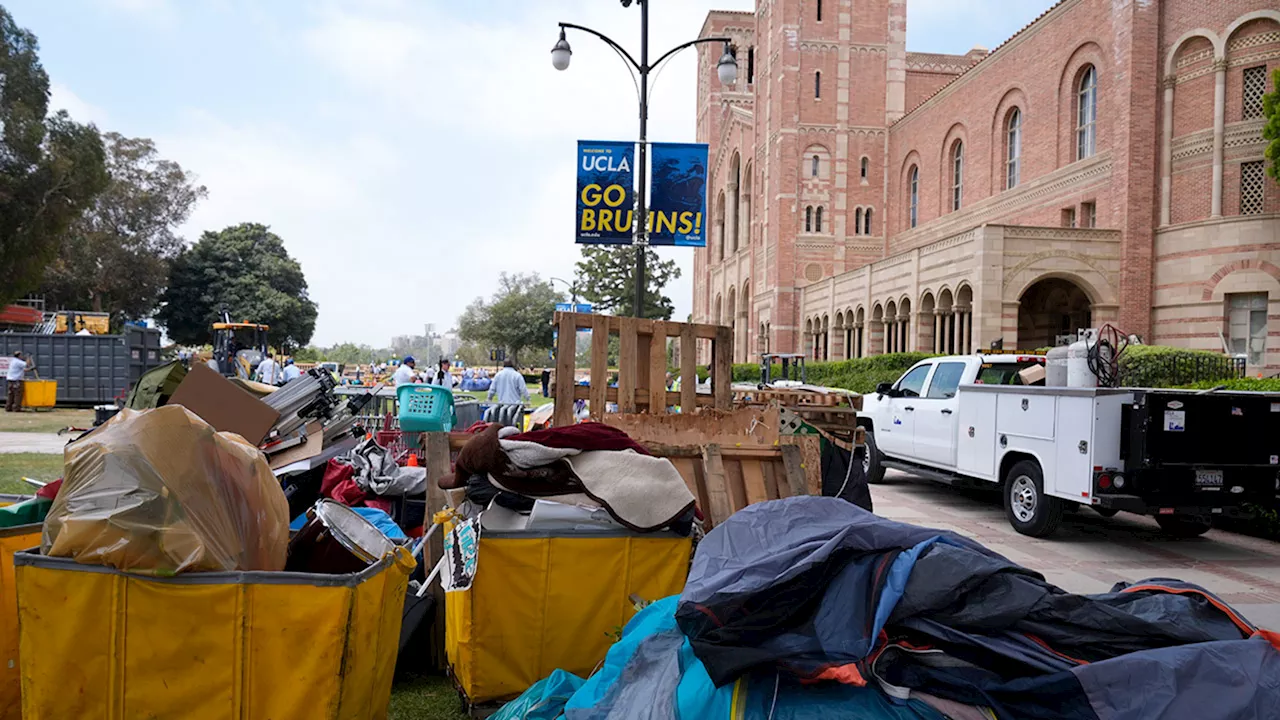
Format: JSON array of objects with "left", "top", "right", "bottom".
[
  {"left": 878, "top": 363, "right": 933, "bottom": 458},
  {"left": 914, "top": 361, "right": 966, "bottom": 467}
]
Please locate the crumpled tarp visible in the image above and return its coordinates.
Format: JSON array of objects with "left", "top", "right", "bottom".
[{"left": 42, "top": 406, "right": 290, "bottom": 574}]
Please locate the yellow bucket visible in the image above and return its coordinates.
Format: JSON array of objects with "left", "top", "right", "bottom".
[
  {"left": 1, "top": 525, "right": 40, "bottom": 720},
  {"left": 21, "top": 380, "right": 55, "bottom": 409},
  {"left": 445, "top": 529, "right": 691, "bottom": 705},
  {"left": 15, "top": 546, "right": 415, "bottom": 720}
]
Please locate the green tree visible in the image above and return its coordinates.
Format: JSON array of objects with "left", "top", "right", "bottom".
[
  {"left": 40, "top": 133, "right": 206, "bottom": 324},
  {"left": 573, "top": 246, "right": 681, "bottom": 320},
  {"left": 457, "top": 273, "right": 562, "bottom": 366},
  {"left": 156, "top": 223, "right": 319, "bottom": 350},
  {"left": 0, "top": 7, "right": 109, "bottom": 307},
  {"left": 1264, "top": 68, "right": 1280, "bottom": 183}
]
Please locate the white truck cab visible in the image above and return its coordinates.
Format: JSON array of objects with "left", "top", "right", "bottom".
[{"left": 859, "top": 353, "right": 1280, "bottom": 538}]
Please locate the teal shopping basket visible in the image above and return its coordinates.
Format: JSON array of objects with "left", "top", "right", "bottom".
[{"left": 396, "top": 384, "right": 455, "bottom": 432}]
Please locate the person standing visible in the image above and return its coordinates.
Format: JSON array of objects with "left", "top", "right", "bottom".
[
  {"left": 281, "top": 357, "right": 302, "bottom": 383},
  {"left": 540, "top": 368, "right": 551, "bottom": 397},
  {"left": 5, "top": 351, "right": 33, "bottom": 412},
  {"left": 392, "top": 356, "right": 418, "bottom": 386},
  {"left": 255, "top": 352, "right": 282, "bottom": 385},
  {"left": 488, "top": 359, "right": 530, "bottom": 405},
  {"left": 427, "top": 358, "right": 456, "bottom": 389}
]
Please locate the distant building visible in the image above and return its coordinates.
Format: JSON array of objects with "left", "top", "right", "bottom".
[
  {"left": 440, "top": 331, "right": 461, "bottom": 359},
  {"left": 693, "top": 0, "right": 1279, "bottom": 373}
]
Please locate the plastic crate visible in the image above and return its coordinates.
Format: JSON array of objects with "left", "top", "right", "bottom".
[{"left": 396, "top": 384, "right": 454, "bottom": 433}]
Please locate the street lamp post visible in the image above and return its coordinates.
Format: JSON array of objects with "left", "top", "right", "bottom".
[
  {"left": 553, "top": 1, "right": 737, "bottom": 318},
  {"left": 550, "top": 276, "right": 579, "bottom": 306}
]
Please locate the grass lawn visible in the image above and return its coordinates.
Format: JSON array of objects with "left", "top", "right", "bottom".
[
  {"left": 389, "top": 674, "right": 467, "bottom": 720},
  {"left": 0, "top": 408, "right": 94, "bottom": 434},
  {"left": 457, "top": 384, "right": 553, "bottom": 408},
  {"left": 0, "top": 453, "right": 62, "bottom": 495}
]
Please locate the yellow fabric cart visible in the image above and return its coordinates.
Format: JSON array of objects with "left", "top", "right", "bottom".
[
  {"left": 445, "top": 528, "right": 691, "bottom": 706},
  {"left": 1, "top": 524, "right": 40, "bottom": 720},
  {"left": 14, "top": 547, "right": 415, "bottom": 720},
  {"left": 21, "top": 379, "right": 55, "bottom": 409}
]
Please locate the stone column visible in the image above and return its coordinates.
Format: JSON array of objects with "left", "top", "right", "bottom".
[
  {"left": 934, "top": 312, "right": 943, "bottom": 353},
  {"left": 1160, "top": 76, "right": 1175, "bottom": 226},
  {"left": 950, "top": 311, "right": 960, "bottom": 354},
  {"left": 1211, "top": 59, "right": 1227, "bottom": 218}
]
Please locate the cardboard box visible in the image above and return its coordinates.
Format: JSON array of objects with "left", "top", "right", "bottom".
[
  {"left": 1018, "top": 364, "right": 1047, "bottom": 386},
  {"left": 168, "top": 364, "right": 280, "bottom": 445}
]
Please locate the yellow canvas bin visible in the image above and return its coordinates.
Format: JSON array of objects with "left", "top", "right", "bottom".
[
  {"left": 445, "top": 529, "right": 691, "bottom": 705},
  {"left": 21, "top": 380, "right": 55, "bottom": 409},
  {"left": 14, "top": 546, "right": 415, "bottom": 720},
  {"left": 1, "top": 524, "right": 40, "bottom": 720}
]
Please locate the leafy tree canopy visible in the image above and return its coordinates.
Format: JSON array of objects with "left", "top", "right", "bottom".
[
  {"left": 156, "top": 223, "right": 319, "bottom": 350},
  {"left": 40, "top": 133, "right": 206, "bottom": 324},
  {"left": 457, "top": 273, "right": 562, "bottom": 366},
  {"left": 573, "top": 245, "right": 681, "bottom": 320},
  {"left": 1264, "top": 69, "right": 1280, "bottom": 183},
  {"left": 0, "top": 6, "right": 108, "bottom": 306}
]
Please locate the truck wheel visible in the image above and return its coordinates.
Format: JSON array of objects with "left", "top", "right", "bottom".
[
  {"left": 1155, "top": 515, "right": 1212, "bottom": 538},
  {"left": 1003, "top": 460, "right": 1063, "bottom": 537},
  {"left": 862, "top": 430, "right": 886, "bottom": 485}
]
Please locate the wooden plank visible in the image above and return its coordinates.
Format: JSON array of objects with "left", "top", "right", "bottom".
[
  {"left": 643, "top": 443, "right": 786, "bottom": 459},
  {"left": 712, "top": 326, "right": 733, "bottom": 409},
  {"left": 589, "top": 314, "right": 610, "bottom": 420},
  {"left": 618, "top": 316, "right": 639, "bottom": 414},
  {"left": 761, "top": 459, "right": 783, "bottom": 499},
  {"left": 553, "top": 312, "right": 577, "bottom": 427},
  {"left": 723, "top": 458, "right": 748, "bottom": 515},
  {"left": 671, "top": 457, "right": 711, "bottom": 526},
  {"left": 779, "top": 445, "right": 809, "bottom": 498},
  {"left": 849, "top": 394, "right": 864, "bottom": 411},
  {"left": 424, "top": 431, "right": 452, "bottom": 670},
  {"left": 782, "top": 435, "right": 824, "bottom": 496},
  {"left": 680, "top": 324, "right": 696, "bottom": 411},
  {"left": 572, "top": 385, "right": 716, "bottom": 408},
  {"left": 700, "top": 445, "right": 734, "bottom": 527},
  {"left": 635, "top": 330, "right": 651, "bottom": 409},
  {"left": 648, "top": 320, "right": 668, "bottom": 415},
  {"left": 740, "top": 459, "right": 769, "bottom": 506}
]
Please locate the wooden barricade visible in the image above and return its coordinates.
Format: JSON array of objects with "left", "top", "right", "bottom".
[{"left": 552, "top": 312, "right": 733, "bottom": 427}]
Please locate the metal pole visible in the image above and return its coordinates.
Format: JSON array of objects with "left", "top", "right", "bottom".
[{"left": 633, "top": 0, "right": 650, "bottom": 319}]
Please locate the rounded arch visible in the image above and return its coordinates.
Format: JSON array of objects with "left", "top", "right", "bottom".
[
  {"left": 1008, "top": 270, "right": 1105, "bottom": 308},
  {"left": 715, "top": 190, "right": 727, "bottom": 261},
  {"left": 937, "top": 123, "right": 968, "bottom": 213},
  {"left": 855, "top": 306, "right": 865, "bottom": 324},
  {"left": 1201, "top": 260, "right": 1280, "bottom": 301},
  {"left": 955, "top": 283, "right": 974, "bottom": 309},
  {"left": 871, "top": 303, "right": 884, "bottom": 322},
  {"left": 1057, "top": 41, "right": 1105, "bottom": 165},
  {"left": 803, "top": 143, "right": 832, "bottom": 180},
  {"left": 885, "top": 299, "right": 898, "bottom": 322},
  {"left": 804, "top": 316, "right": 814, "bottom": 334},
  {"left": 859, "top": 155, "right": 870, "bottom": 182},
  {"left": 834, "top": 310, "right": 846, "bottom": 329},
  {"left": 725, "top": 285, "right": 737, "bottom": 328},
  {"left": 1224, "top": 10, "right": 1280, "bottom": 46},
  {"left": 1164, "top": 28, "right": 1224, "bottom": 75},
  {"left": 854, "top": 207, "right": 864, "bottom": 235},
  {"left": 937, "top": 287, "right": 955, "bottom": 311},
  {"left": 919, "top": 290, "right": 937, "bottom": 311},
  {"left": 713, "top": 293, "right": 723, "bottom": 326},
  {"left": 990, "top": 87, "right": 1029, "bottom": 191},
  {"left": 742, "top": 160, "right": 754, "bottom": 246},
  {"left": 899, "top": 150, "right": 923, "bottom": 232},
  {"left": 1017, "top": 276, "right": 1094, "bottom": 349}
]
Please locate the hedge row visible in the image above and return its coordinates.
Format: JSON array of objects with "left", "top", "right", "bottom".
[
  {"left": 1117, "top": 345, "right": 1245, "bottom": 388},
  {"left": 697, "top": 353, "right": 938, "bottom": 394}
]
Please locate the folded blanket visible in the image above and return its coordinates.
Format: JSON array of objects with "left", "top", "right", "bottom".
[
  {"left": 564, "top": 450, "right": 695, "bottom": 532},
  {"left": 500, "top": 438, "right": 581, "bottom": 469}
]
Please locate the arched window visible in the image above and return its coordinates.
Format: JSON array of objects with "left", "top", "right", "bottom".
[
  {"left": 1006, "top": 108, "right": 1021, "bottom": 190},
  {"left": 811, "top": 155, "right": 820, "bottom": 177},
  {"left": 815, "top": 207, "right": 824, "bottom": 233},
  {"left": 951, "top": 141, "right": 964, "bottom": 211},
  {"left": 1076, "top": 65, "right": 1097, "bottom": 160},
  {"left": 814, "top": 71, "right": 821, "bottom": 99},
  {"left": 860, "top": 156, "right": 869, "bottom": 180},
  {"left": 854, "top": 208, "right": 864, "bottom": 235},
  {"left": 864, "top": 207, "right": 873, "bottom": 235},
  {"left": 908, "top": 166, "right": 919, "bottom": 229},
  {"left": 804, "top": 206, "right": 813, "bottom": 232}
]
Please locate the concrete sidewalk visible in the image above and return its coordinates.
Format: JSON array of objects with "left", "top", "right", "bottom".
[
  {"left": 874, "top": 470, "right": 1280, "bottom": 630},
  {"left": 0, "top": 432, "right": 67, "bottom": 454}
]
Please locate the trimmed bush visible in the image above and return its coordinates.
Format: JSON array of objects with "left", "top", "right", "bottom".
[
  {"left": 1118, "top": 345, "right": 1244, "bottom": 387},
  {"left": 696, "top": 353, "right": 937, "bottom": 394},
  {"left": 1175, "top": 377, "right": 1280, "bottom": 392}
]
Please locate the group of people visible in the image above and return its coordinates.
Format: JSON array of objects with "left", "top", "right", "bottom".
[
  {"left": 390, "top": 356, "right": 530, "bottom": 405},
  {"left": 253, "top": 352, "right": 302, "bottom": 386}
]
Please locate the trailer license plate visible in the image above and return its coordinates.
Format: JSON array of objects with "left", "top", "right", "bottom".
[{"left": 1195, "top": 470, "right": 1223, "bottom": 488}]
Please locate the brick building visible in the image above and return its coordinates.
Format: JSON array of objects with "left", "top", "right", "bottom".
[{"left": 693, "top": 0, "right": 1280, "bottom": 373}]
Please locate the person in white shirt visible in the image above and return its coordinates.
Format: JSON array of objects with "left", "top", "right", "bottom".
[
  {"left": 281, "top": 357, "right": 302, "bottom": 383},
  {"left": 488, "top": 360, "right": 530, "bottom": 405},
  {"left": 255, "top": 353, "right": 282, "bottom": 385},
  {"left": 5, "top": 351, "right": 33, "bottom": 412},
  {"left": 426, "top": 359, "right": 456, "bottom": 389},
  {"left": 391, "top": 356, "right": 418, "bottom": 386}
]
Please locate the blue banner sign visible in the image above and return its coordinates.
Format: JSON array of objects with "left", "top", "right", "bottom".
[
  {"left": 576, "top": 141, "right": 635, "bottom": 245},
  {"left": 648, "top": 142, "right": 708, "bottom": 247},
  {"left": 555, "top": 303, "right": 594, "bottom": 314}
]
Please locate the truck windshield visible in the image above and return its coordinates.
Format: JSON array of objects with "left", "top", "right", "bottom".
[{"left": 975, "top": 362, "right": 1041, "bottom": 385}]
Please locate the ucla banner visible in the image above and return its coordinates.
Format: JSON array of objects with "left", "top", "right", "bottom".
[
  {"left": 576, "top": 140, "right": 635, "bottom": 245},
  {"left": 648, "top": 142, "right": 708, "bottom": 247}
]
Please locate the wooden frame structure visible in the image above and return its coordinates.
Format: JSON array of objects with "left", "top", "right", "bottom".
[{"left": 552, "top": 312, "right": 733, "bottom": 427}]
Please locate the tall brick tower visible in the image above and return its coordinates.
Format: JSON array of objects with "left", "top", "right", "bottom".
[{"left": 695, "top": 0, "right": 906, "bottom": 361}]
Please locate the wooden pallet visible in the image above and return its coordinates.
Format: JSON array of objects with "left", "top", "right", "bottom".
[
  {"left": 552, "top": 312, "right": 733, "bottom": 427},
  {"left": 734, "top": 387, "right": 864, "bottom": 411},
  {"left": 652, "top": 443, "right": 817, "bottom": 529}
]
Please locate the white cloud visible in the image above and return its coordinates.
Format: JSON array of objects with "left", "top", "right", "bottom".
[{"left": 49, "top": 83, "right": 109, "bottom": 125}]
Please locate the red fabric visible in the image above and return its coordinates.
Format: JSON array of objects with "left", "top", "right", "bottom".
[
  {"left": 463, "top": 421, "right": 494, "bottom": 434},
  {"left": 508, "top": 422, "right": 650, "bottom": 455},
  {"left": 363, "top": 497, "right": 393, "bottom": 514},
  {"left": 320, "top": 458, "right": 367, "bottom": 506},
  {"left": 36, "top": 478, "right": 63, "bottom": 500}
]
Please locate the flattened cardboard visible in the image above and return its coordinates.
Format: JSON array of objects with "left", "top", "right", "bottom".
[
  {"left": 168, "top": 363, "right": 280, "bottom": 445},
  {"left": 268, "top": 421, "right": 324, "bottom": 470}
]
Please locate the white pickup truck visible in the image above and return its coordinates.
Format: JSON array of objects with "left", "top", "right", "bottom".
[{"left": 859, "top": 353, "right": 1280, "bottom": 537}]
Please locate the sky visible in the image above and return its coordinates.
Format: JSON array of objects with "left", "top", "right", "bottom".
[{"left": 7, "top": 0, "right": 1059, "bottom": 347}]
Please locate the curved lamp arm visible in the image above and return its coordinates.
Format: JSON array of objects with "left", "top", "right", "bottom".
[
  {"left": 650, "top": 36, "right": 731, "bottom": 71},
  {"left": 559, "top": 22, "right": 641, "bottom": 72}
]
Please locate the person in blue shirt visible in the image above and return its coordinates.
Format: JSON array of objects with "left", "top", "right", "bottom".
[
  {"left": 281, "top": 357, "right": 302, "bottom": 383},
  {"left": 487, "top": 359, "right": 530, "bottom": 405}
]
